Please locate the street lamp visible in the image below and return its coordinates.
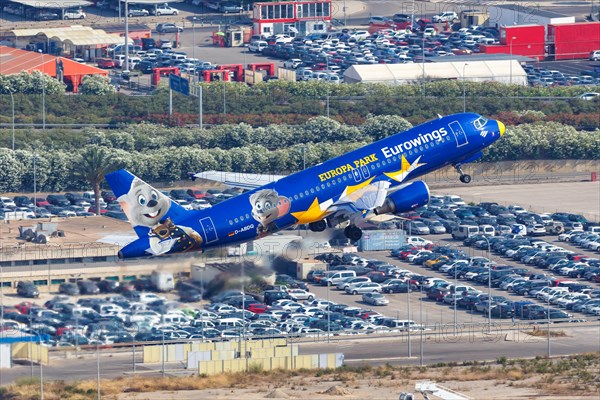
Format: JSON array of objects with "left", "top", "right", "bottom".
[
  {"left": 462, "top": 63, "right": 468, "bottom": 113},
  {"left": 509, "top": 36, "right": 517, "bottom": 85},
  {"left": 8, "top": 89, "right": 15, "bottom": 150},
  {"left": 483, "top": 236, "right": 492, "bottom": 334},
  {"left": 38, "top": 50, "right": 45, "bottom": 130},
  {"left": 124, "top": 0, "right": 130, "bottom": 73},
  {"left": 407, "top": 283, "right": 412, "bottom": 357}
]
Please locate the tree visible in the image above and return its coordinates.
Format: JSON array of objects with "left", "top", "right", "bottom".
[
  {"left": 79, "top": 75, "right": 115, "bottom": 95},
  {"left": 73, "top": 146, "right": 123, "bottom": 215}
]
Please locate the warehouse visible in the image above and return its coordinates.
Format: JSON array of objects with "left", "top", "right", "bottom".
[{"left": 343, "top": 60, "right": 528, "bottom": 86}]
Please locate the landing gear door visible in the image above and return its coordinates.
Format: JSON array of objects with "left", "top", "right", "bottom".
[
  {"left": 200, "top": 217, "right": 218, "bottom": 244},
  {"left": 449, "top": 120, "right": 468, "bottom": 148}
]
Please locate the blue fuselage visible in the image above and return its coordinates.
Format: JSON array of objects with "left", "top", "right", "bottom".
[{"left": 185, "top": 112, "right": 503, "bottom": 250}]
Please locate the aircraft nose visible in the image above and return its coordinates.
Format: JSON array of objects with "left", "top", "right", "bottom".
[{"left": 497, "top": 120, "right": 505, "bottom": 137}]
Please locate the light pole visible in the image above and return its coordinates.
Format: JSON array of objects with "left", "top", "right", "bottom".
[
  {"left": 124, "top": 0, "right": 130, "bottom": 74},
  {"left": 343, "top": 0, "right": 347, "bottom": 26},
  {"left": 419, "top": 284, "right": 424, "bottom": 366},
  {"left": 483, "top": 236, "right": 492, "bottom": 334},
  {"left": 33, "top": 153, "right": 37, "bottom": 215},
  {"left": 326, "top": 56, "right": 330, "bottom": 118},
  {"left": 453, "top": 262, "right": 457, "bottom": 335},
  {"left": 38, "top": 50, "right": 45, "bottom": 130},
  {"left": 407, "top": 284, "right": 412, "bottom": 357},
  {"left": 8, "top": 89, "right": 15, "bottom": 150},
  {"left": 192, "top": 17, "right": 197, "bottom": 65},
  {"left": 462, "top": 63, "right": 468, "bottom": 113},
  {"left": 509, "top": 36, "right": 517, "bottom": 85},
  {"left": 547, "top": 295, "right": 551, "bottom": 357},
  {"left": 96, "top": 343, "right": 100, "bottom": 400}
]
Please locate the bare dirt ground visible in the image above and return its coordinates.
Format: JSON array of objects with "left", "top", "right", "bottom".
[{"left": 5, "top": 354, "right": 598, "bottom": 400}]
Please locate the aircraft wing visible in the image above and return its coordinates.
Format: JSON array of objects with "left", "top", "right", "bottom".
[{"left": 191, "top": 171, "right": 286, "bottom": 190}]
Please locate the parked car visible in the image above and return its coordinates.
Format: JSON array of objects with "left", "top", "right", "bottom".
[
  {"left": 152, "top": 5, "right": 179, "bottom": 16},
  {"left": 127, "top": 7, "right": 149, "bottom": 17},
  {"left": 17, "top": 281, "right": 39, "bottom": 298},
  {"left": 362, "top": 292, "right": 389, "bottom": 306}
]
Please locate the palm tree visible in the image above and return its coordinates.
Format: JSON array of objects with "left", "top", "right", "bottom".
[{"left": 74, "top": 146, "right": 123, "bottom": 216}]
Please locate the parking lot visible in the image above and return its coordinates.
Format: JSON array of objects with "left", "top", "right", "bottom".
[{"left": 2, "top": 181, "right": 599, "bottom": 354}]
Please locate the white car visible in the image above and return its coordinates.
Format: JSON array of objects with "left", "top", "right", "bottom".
[
  {"left": 578, "top": 92, "right": 599, "bottom": 101},
  {"left": 336, "top": 277, "right": 371, "bottom": 291},
  {"left": 152, "top": 4, "right": 178, "bottom": 15},
  {"left": 287, "top": 289, "right": 315, "bottom": 301},
  {"left": 63, "top": 8, "right": 86, "bottom": 19},
  {"left": 283, "top": 58, "right": 303, "bottom": 69},
  {"left": 175, "top": 200, "right": 193, "bottom": 210},
  {"left": 0, "top": 197, "right": 16, "bottom": 208},
  {"left": 432, "top": 11, "right": 458, "bottom": 22},
  {"left": 405, "top": 236, "right": 433, "bottom": 246}
]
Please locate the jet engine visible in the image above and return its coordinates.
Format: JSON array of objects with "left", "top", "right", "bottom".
[{"left": 373, "top": 181, "right": 430, "bottom": 215}]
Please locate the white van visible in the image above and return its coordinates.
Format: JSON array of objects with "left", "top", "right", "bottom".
[
  {"left": 452, "top": 225, "right": 479, "bottom": 240},
  {"left": 162, "top": 314, "right": 191, "bottom": 326},
  {"left": 479, "top": 225, "right": 496, "bottom": 236},
  {"left": 248, "top": 40, "right": 268, "bottom": 52},
  {"left": 443, "top": 195, "right": 466, "bottom": 207},
  {"left": 323, "top": 270, "right": 356, "bottom": 286},
  {"left": 216, "top": 318, "right": 244, "bottom": 329}
]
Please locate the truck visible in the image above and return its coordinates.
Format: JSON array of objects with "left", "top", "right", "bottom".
[{"left": 150, "top": 271, "right": 175, "bottom": 292}]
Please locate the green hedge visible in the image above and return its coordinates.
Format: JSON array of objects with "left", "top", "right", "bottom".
[{"left": 0, "top": 118, "right": 597, "bottom": 193}]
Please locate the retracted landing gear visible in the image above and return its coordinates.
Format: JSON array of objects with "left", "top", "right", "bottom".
[
  {"left": 454, "top": 164, "right": 472, "bottom": 184},
  {"left": 344, "top": 225, "right": 363, "bottom": 241}
]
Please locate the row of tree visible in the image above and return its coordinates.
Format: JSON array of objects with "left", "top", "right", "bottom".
[
  {"left": 0, "top": 79, "right": 598, "bottom": 128},
  {"left": 0, "top": 119, "right": 597, "bottom": 193}
]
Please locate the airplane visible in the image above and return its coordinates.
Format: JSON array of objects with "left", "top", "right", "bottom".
[{"left": 105, "top": 112, "right": 504, "bottom": 259}]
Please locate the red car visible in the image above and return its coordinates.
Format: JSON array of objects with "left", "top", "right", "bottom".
[
  {"left": 97, "top": 58, "right": 116, "bottom": 69},
  {"left": 187, "top": 189, "right": 207, "bottom": 199},
  {"left": 246, "top": 303, "right": 268, "bottom": 314},
  {"left": 31, "top": 197, "right": 50, "bottom": 207},
  {"left": 399, "top": 247, "right": 422, "bottom": 260},
  {"left": 88, "top": 206, "right": 108, "bottom": 214}
]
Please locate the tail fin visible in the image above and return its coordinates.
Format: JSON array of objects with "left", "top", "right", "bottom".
[{"left": 105, "top": 169, "right": 191, "bottom": 238}]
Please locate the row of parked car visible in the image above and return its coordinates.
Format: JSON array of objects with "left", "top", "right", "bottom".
[
  {"left": 378, "top": 195, "right": 595, "bottom": 247},
  {"left": 0, "top": 186, "right": 242, "bottom": 221},
  {"left": 250, "top": 25, "right": 503, "bottom": 78},
  {"left": 524, "top": 64, "right": 600, "bottom": 87},
  {"left": 3, "top": 273, "right": 429, "bottom": 347}
]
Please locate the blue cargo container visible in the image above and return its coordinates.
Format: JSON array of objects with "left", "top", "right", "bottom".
[{"left": 358, "top": 229, "right": 405, "bottom": 251}]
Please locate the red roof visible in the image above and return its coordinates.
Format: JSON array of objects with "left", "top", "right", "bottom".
[{"left": 0, "top": 45, "right": 107, "bottom": 77}]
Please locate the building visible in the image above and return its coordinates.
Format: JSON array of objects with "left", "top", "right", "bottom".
[
  {"left": 0, "top": 45, "right": 109, "bottom": 92},
  {"left": 480, "top": 25, "right": 546, "bottom": 61},
  {"left": 487, "top": 4, "right": 575, "bottom": 28},
  {"left": 2, "top": 26, "right": 123, "bottom": 60},
  {"left": 252, "top": 0, "right": 332, "bottom": 37},
  {"left": 343, "top": 60, "right": 527, "bottom": 86}
]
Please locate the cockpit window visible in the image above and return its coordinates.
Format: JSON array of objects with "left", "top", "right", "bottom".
[{"left": 473, "top": 117, "right": 488, "bottom": 130}]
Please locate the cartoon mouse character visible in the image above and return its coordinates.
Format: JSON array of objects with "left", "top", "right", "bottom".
[
  {"left": 250, "top": 189, "right": 291, "bottom": 236},
  {"left": 118, "top": 178, "right": 202, "bottom": 255}
]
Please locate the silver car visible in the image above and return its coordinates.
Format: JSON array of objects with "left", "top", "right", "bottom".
[{"left": 362, "top": 292, "right": 389, "bottom": 306}]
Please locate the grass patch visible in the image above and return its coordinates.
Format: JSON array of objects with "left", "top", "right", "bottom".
[{"left": 525, "top": 329, "right": 567, "bottom": 337}]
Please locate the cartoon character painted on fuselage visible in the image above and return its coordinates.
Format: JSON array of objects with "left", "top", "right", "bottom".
[
  {"left": 249, "top": 189, "right": 291, "bottom": 236},
  {"left": 118, "top": 178, "right": 203, "bottom": 255}
]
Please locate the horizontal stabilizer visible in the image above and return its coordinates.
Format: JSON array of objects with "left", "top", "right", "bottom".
[{"left": 191, "top": 170, "right": 285, "bottom": 190}]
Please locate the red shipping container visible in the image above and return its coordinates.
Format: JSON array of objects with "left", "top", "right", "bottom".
[
  {"left": 548, "top": 22, "right": 600, "bottom": 60},
  {"left": 499, "top": 25, "right": 545, "bottom": 46},
  {"left": 479, "top": 43, "right": 545, "bottom": 60}
]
